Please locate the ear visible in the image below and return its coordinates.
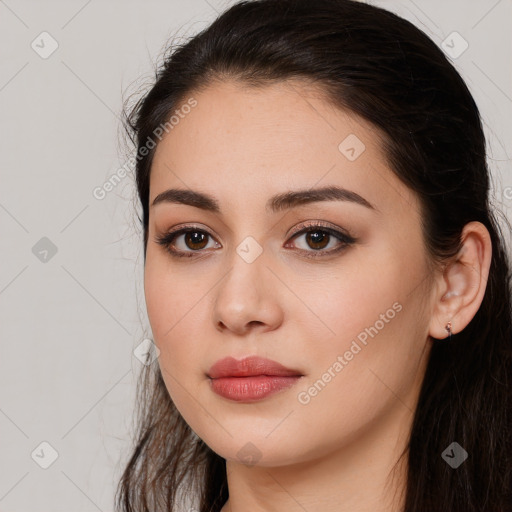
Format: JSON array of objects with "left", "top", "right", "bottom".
[{"left": 428, "top": 221, "right": 492, "bottom": 340}]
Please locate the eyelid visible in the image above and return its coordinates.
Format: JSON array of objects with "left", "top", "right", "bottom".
[{"left": 286, "top": 219, "right": 355, "bottom": 239}]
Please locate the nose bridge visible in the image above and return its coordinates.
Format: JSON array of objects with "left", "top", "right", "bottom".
[
  {"left": 220, "top": 235, "right": 267, "bottom": 308},
  {"left": 222, "top": 208, "right": 269, "bottom": 277},
  {"left": 212, "top": 233, "right": 283, "bottom": 334}
]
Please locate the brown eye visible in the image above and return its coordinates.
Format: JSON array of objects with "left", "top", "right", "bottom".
[
  {"left": 304, "top": 230, "right": 330, "bottom": 250},
  {"left": 155, "top": 227, "right": 220, "bottom": 258},
  {"left": 184, "top": 231, "right": 209, "bottom": 250},
  {"left": 286, "top": 223, "right": 356, "bottom": 259}
]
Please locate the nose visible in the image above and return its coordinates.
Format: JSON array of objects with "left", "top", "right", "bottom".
[{"left": 212, "top": 250, "right": 284, "bottom": 336}]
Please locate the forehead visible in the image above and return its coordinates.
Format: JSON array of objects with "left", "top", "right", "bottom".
[{"left": 149, "top": 79, "right": 419, "bottom": 219}]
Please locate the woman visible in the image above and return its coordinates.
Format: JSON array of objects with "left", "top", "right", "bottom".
[{"left": 116, "top": 1, "right": 512, "bottom": 511}]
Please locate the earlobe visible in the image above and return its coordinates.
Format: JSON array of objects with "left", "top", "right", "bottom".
[{"left": 428, "top": 221, "right": 492, "bottom": 341}]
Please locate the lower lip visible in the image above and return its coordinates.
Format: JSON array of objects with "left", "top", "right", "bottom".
[{"left": 209, "top": 375, "right": 301, "bottom": 402}]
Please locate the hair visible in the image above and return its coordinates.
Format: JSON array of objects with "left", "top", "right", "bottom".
[{"left": 116, "top": 1, "right": 512, "bottom": 511}]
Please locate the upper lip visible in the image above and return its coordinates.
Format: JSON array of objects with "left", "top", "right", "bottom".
[{"left": 207, "top": 356, "right": 303, "bottom": 378}]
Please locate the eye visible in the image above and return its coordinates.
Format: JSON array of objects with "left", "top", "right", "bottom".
[
  {"left": 155, "top": 221, "right": 356, "bottom": 259},
  {"left": 155, "top": 226, "right": 220, "bottom": 258},
  {"left": 285, "top": 221, "right": 356, "bottom": 258}
]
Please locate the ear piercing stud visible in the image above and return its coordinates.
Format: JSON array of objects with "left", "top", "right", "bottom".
[{"left": 445, "top": 322, "right": 452, "bottom": 341}]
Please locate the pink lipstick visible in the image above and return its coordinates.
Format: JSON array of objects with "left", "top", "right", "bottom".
[{"left": 207, "top": 356, "right": 303, "bottom": 402}]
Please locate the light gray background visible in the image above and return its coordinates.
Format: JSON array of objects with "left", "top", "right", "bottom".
[{"left": 0, "top": 1, "right": 511, "bottom": 511}]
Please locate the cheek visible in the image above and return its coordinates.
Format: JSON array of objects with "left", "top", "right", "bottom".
[
  {"left": 288, "top": 286, "right": 416, "bottom": 456},
  {"left": 143, "top": 254, "right": 212, "bottom": 381},
  {"left": 290, "top": 246, "right": 425, "bottom": 398},
  {"left": 144, "top": 245, "right": 202, "bottom": 338},
  {"left": 144, "top": 268, "right": 206, "bottom": 420},
  {"left": 290, "top": 254, "right": 402, "bottom": 352}
]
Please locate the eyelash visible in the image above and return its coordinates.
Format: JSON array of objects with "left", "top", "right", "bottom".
[{"left": 154, "top": 221, "right": 356, "bottom": 260}]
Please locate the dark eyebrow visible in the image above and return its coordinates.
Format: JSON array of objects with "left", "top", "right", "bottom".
[
  {"left": 151, "top": 185, "right": 377, "bottom": 213},
  {"left": 268, "top": 186, "right": 376, "bottom": 213}
]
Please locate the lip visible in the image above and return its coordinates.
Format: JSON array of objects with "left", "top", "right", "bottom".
[
  {"left": 207, "top": 356, "right": 303, "bottom": 402},
  {"left": 208, "top": 355, "right": 302, "bottom": 379}
]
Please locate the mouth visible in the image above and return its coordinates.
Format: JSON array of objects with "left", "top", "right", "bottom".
[{"left": 207, "top": 355, "right": 304, "bottom": 402}]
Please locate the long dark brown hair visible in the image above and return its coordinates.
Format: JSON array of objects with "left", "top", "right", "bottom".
[{"left": 116, "top": 1, "right": 512, "bottom": 510}]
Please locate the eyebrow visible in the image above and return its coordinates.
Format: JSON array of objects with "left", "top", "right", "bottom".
[{"left": 151, "top": 185, "right": 377, "bottom": 213}]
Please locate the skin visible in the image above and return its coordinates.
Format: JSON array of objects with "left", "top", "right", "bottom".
[{"left": 144, "top": 79, "right": 492, "bottom": 512}]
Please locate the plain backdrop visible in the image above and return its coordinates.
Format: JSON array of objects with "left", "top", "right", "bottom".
[{"left": 0, "top": 0, "right": 511, "bottom": 511}]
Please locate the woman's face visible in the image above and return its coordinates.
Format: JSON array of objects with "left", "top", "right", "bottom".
[{"left": 144, "top": 79, "right": 434, "bottom": 466}]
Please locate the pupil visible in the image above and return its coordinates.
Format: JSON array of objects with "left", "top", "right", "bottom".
[
  {"left": 307, "top": 231, "right": 329, "bottom": 250},
  {"left": 187, "top": 231, "right": 207, "bottom": 249}
]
